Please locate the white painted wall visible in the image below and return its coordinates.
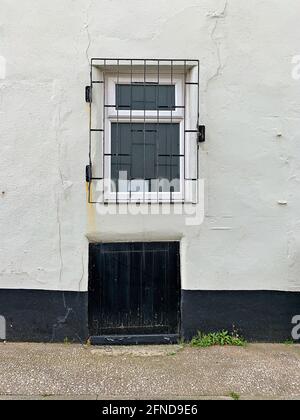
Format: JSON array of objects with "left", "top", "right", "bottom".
[{"left": 0, "top": 0, "right": 300, "bottom": 292}]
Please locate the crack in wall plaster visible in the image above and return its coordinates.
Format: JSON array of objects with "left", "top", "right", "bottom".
[
  {"left": 51, "top": 293, "right": 85, "bottom": 343},
  {"left": 149, "top": 5, "right": 210, "bottom": 43},
  {"left": 51, "top": 80, "right": 85, "bottom": 294},
  {"left": 51, "top": 294, "right": 72, "bottom": 342},
  {"left": 206, "top": 0, "right": 228, "bottom": 89},
  {"left": 79, "top": 252, "right": 85, "bottom": 291},
  {"left": 84, "top": 0, "right": 93, "bottom": 66},
  {"left": 52, "top": 81, "right": 65, "bottom": 289},
  {"left": 56, "top": 199, "right": 63, "bottom": 288},
  {"left": 51, "top": 81, "right": 76, "bottom": 291},
  {"left": 207, "top": 0, "right": 228, "bottom": 19},
  {"left": 84, "top": 4, "right": 220, "bottom": 45},
  {"left": 0, "top": 271, "right": 30, "bottom": 277},
  {"left": 89, "top": 4, "right": 204, "bottom": 43}
]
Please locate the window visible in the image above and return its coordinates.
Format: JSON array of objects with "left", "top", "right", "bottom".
[
  {"left": 110, "top": 123, "right": 180, "bottom": 193},
  {"left": 88, "top": 59, "right": 199, "bottom": 204},
  {"left": 116, "top": 84, "right": 176, "bottom": 110}
]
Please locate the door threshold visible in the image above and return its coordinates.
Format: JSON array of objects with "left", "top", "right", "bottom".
[{"left": 89, "top": 334, "right": 180, "bottom": 346}]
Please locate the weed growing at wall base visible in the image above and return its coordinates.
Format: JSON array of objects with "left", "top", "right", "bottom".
[
  {"left": 229, "top": 392, "right": 241, "bottom": 401},
  {"left": 190, "top": 331, "right": 246, "bottom": 348}
]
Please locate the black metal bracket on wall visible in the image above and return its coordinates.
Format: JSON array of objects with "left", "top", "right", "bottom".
[
  {"left": 85, "top": 86, "right": 92, "bottom": 103},
  {"left": 198, "top": 125, "right": 206, "bottom": 143},
  {"left": 86, "top": 165, "right": 92, "bottom": 183}
]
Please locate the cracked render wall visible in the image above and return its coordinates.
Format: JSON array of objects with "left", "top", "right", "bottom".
[{"left": 1, "top": 0, "right": 300, "bottom": 294}]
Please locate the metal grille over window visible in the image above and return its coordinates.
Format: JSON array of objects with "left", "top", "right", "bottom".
[{"left": 87, "top": 59, "right": 200, "bottom": 204}]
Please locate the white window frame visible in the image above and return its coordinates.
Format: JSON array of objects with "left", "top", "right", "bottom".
[
  {"left": 103, "top": 72, "right": 199, "bottom": 203},
  {"left": 103, "top": 73, "right": 189, "bottom": 203},
  {"left": 107, "top": 75, "right": 184, "bottom": 120}
]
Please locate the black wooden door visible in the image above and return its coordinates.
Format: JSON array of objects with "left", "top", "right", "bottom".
[{"left": 89, "top": 242, "right": 181, "bottom": 336}]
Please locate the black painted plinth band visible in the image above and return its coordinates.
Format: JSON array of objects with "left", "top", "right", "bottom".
[
  {"left": 181, "top": 290, "right": 300, "bottom": 342},
  {"left": 0, "top": 289, "right": 299, "bottom": 343},
  {"left": 0, "top": 290, "right": 88, "bottom": 343}
]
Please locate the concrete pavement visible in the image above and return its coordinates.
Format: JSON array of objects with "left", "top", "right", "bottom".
[{"left": 0, "top": 343, "right": 299, "bottom": 400}]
